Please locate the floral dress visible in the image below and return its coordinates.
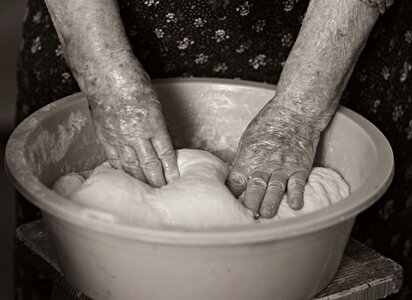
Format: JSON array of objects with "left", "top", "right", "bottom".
[{"left": 16, "top": 0, "right": 412, "bottom": 299}]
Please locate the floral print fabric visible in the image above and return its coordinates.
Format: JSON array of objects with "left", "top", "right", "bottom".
[
  {"left": 16, "top": 0, "right": 412, "bottom": 299},
  {"left": 360, "top": 0, "right": 394, "bottom": 14}
]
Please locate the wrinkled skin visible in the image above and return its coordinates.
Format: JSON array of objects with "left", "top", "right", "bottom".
[
  {"left": 43, "top": 0, "right": 179, "bottom": 186},
  {"left": 227, "top": 101, "right": 320, "bottom": 218},
  {"left": 87, "top": 53, "right": 179, "bottom": 187},
  {"left": 227, "top": 0, "right": 380, "bottom": 218},
  {"left": 45, "top": 0, "right": 381, "bottom": 215}
]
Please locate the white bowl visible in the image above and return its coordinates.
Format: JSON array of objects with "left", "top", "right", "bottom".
[{"left": 5, "top": 78, "right": 394, "bottom": 300}]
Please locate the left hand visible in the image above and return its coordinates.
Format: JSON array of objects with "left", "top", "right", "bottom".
[{"left": 226, "top": 100, "right": 321, "bottom": 219}]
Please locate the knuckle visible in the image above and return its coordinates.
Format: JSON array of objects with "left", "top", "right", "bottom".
[
  {"left": 141, "top": 159, "right": 162, "bottom": 170},
  {"left": 122, "top": 157, "right": 139, "bottom": 167},
  {"left": 267, "top": 180, "right": 286, "bottom": 191},
  {"left": 105, "top": 147, "right": 119, "bottom": 158},
  {"left": 158, "top": 149, "right": 176, "bottom": 162},
  {"left": 249, "top": 177, "right": 268, "bottom": 189},
  {"left": 289, "top": 178, "right": 306, "bottom": 189}
]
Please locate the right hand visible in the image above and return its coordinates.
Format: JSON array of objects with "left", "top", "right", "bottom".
[{"left": 82, "top": 52, "right": 179, "bottom": 187}]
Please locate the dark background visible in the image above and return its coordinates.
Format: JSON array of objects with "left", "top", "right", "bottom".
[{"left": 0, "top": 1, "right": 27, "bottom": 299}]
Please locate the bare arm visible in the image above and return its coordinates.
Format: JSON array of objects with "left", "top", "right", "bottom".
[
  {"left": 228, "top": 0, "right": 383, "bottom": 218},
  {"left": 274, "top": 0, "right": 380, "bottom": 132},
  {"left": 44, "top": 0, "right": 135, "bottom": 98},
  {"left": 44, "top": 0, "right": 179, "bottom": 186}
]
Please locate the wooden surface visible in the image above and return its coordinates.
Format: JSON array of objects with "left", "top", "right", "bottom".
[{"left": 16, "top": 220, "right": 403, "bottom": 300}]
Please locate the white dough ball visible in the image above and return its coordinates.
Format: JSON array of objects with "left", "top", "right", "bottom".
[{"left": 53, "top": 149, "right": 349, "bottom": 228}]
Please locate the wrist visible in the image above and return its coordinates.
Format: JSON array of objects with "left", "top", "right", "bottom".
[
  {"left": 268, "top": 94, "right": 336, "bottom": 132},
  {"left": 78, "top": 53, "right": 155, "bottom": 106}
]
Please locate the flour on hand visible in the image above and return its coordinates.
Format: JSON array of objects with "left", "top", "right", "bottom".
[{"left": 53, "top": 149, "right": 349, "bottom": 228}]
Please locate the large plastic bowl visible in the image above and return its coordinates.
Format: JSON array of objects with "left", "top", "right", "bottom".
[{"left": 5, "top": 78, "right": 394, "bottom": 300}]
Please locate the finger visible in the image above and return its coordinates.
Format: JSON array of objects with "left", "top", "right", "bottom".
[
  {"left": 260, "top": 173, "right": 288, "bottom": 218},
  {"left": 243, "top": 171, "right": 270, "bottom": 218},
  {"left": 226, "top": 165, "right": 248, "bottom": 198},
  {"left": 118, "top": 145, "right": 147, "bottom": 183},
  {"left": 100, "top": 141, "right": 122, "bottom": 169},
  {"left": 152, "top": 133, "right": 179, "bottom": 184},
  {"left": 286, "top": 170, "right": 308, "bottom": 210},
  {"left": 134, "top": 139, "right": 166, "bottom": 187}
]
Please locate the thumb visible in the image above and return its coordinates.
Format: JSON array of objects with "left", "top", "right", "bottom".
[{"left": 226, "top": 164, "right": 249, "bottom": 198}]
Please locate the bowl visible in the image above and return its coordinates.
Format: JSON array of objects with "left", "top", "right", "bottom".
[{"left": 5, "top": 78, "right": 394, "bottom": 300}]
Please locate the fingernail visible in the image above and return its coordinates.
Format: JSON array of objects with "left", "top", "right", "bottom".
[
  {"left": 289, "top": 198, "right": 303, "bottom": 210},
  {"left": 261, "top": 207, "right": 272, "bottom": 218},
  {"left": 166, "top": 170, "right": 179, "bottom": 184},
  {"left": 109, "top": 159, "right": 122, "bottom": 169}
]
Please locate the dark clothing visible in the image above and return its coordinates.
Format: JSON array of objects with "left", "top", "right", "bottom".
[{"left": 17, "top": 0, "right": 412, "bottom": 299}]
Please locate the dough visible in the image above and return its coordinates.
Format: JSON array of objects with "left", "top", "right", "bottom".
[{"left": 53, "top": 149, "right": 349, "bottom": 228}]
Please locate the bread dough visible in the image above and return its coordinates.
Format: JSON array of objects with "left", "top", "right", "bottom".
[{"left": 53, "top": 149, "right": 349, "bottom": 228}]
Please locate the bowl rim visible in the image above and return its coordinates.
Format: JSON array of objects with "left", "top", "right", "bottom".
[{"left": 5, "top": 77, "right": 394, "bottom": 245}]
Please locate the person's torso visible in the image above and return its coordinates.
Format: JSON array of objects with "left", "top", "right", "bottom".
[{"left": 117, "top": 0, "right": 309, "bottom": 83}]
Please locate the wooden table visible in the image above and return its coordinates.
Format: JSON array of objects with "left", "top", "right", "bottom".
[{"left": 16, "top": 220, "right": 403, "bottom": 300}]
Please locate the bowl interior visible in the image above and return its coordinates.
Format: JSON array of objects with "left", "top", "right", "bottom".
[
  {"left": 5, "top": 78, "right": 394, "bottom": 241},
  {"left": 156, "top": 80, "right": 378, "bottom": 192}
]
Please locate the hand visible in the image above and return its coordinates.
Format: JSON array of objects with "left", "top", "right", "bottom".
[
  {"left": 85, "top": 53, "right": 179, "bottom": 187},
  {"left": 226, "top": 101, "right": 321, "bottom": 218},
  {"left": 43, "top": 0, "right": 179, "bottom": 186}
]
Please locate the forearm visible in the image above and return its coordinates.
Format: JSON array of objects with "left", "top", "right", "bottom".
[
  {"left": 44, "top": 0, "right": 150, "bottom": 106},
  {"left": 272, "top": 0, "right": 380, "bottom": 131}
]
